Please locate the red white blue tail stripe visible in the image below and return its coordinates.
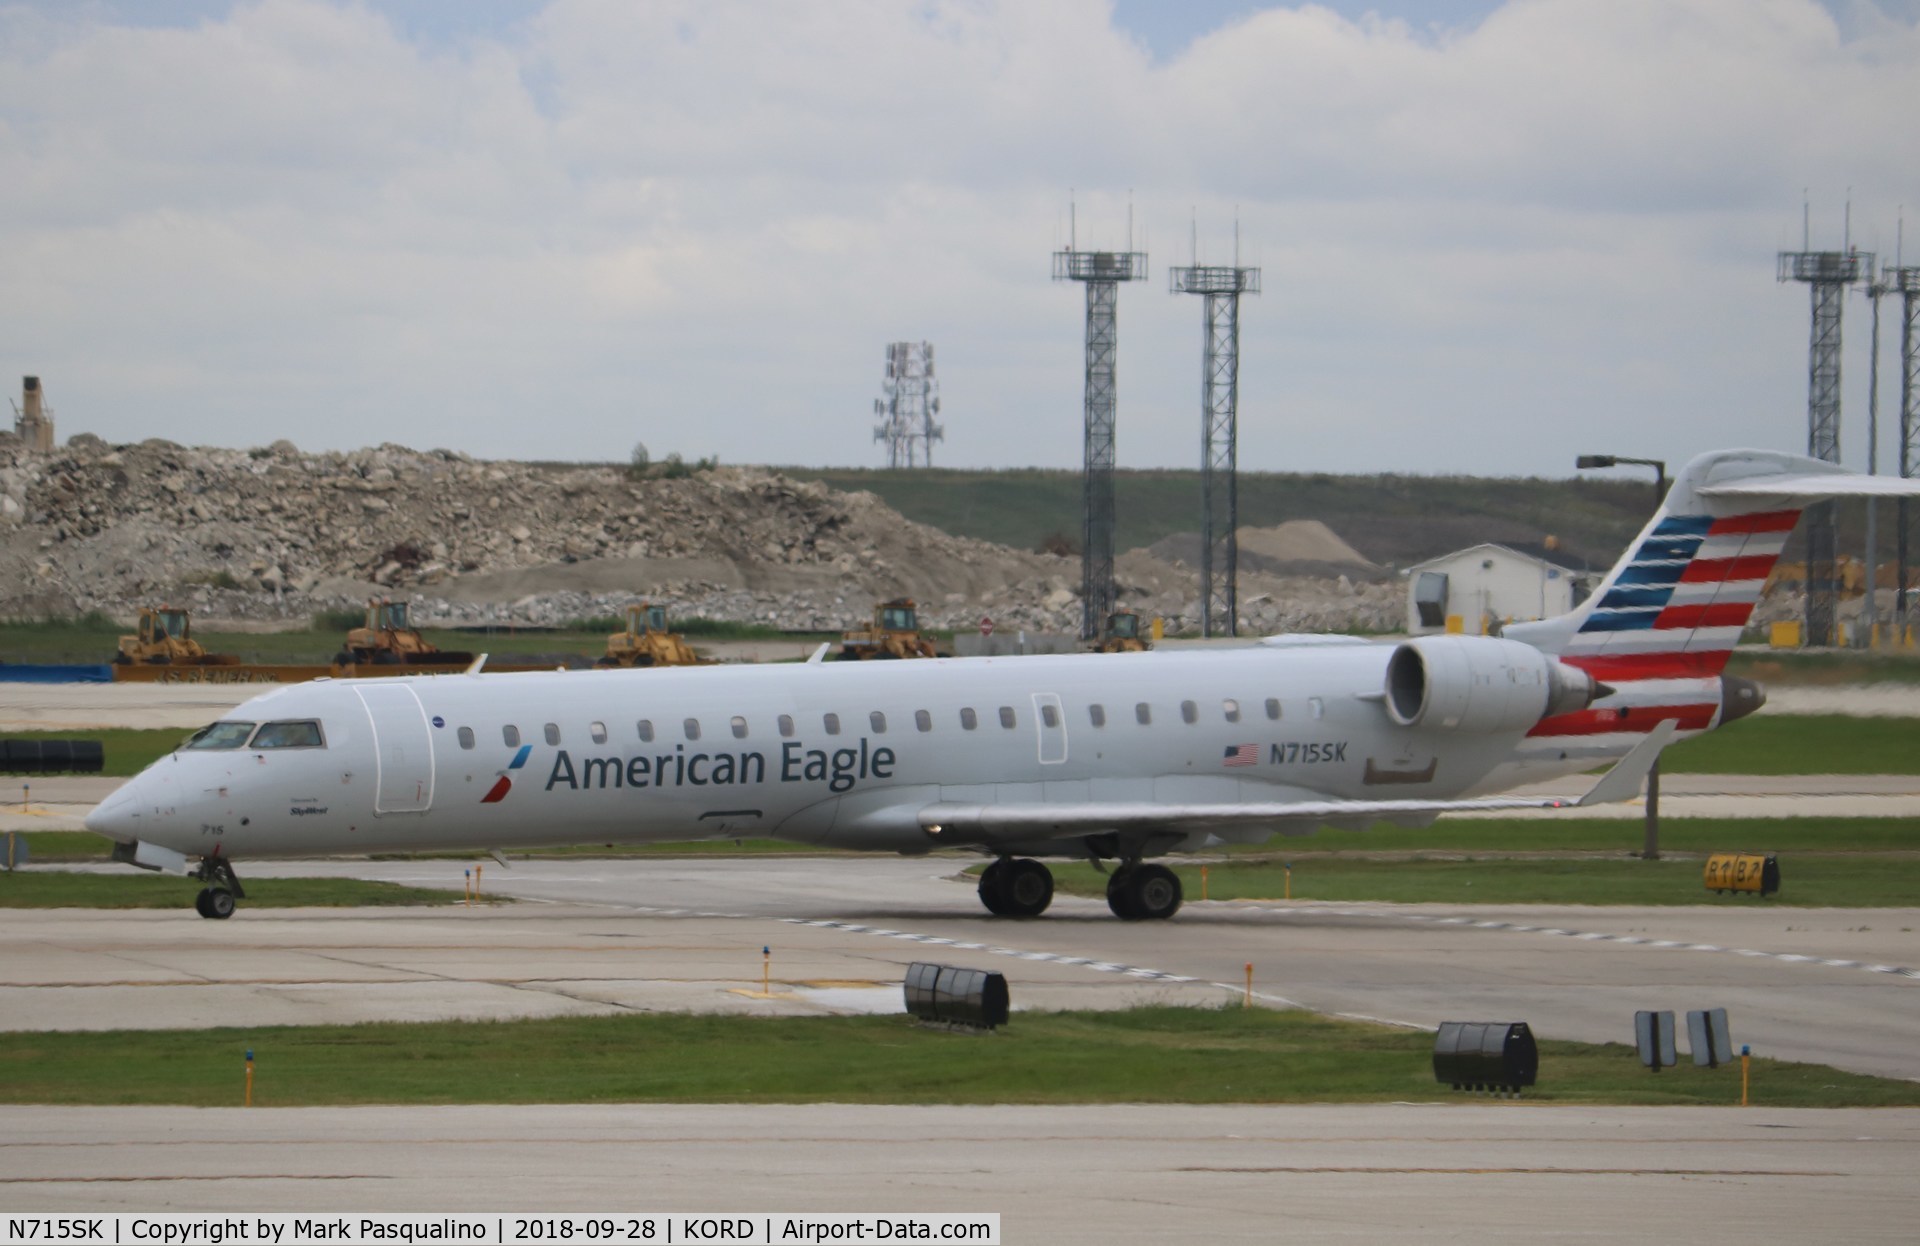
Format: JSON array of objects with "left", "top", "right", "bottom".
[{"left": 1513, "top": 469, "right": 1801, "bottom": 749}]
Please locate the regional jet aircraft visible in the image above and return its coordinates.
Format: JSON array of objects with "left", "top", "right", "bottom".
[{"left": 86, "top": 449, "right": 1920, "bottom": 920}]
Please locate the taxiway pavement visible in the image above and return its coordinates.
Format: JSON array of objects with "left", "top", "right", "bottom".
[{"left": 4, "top": 1102, "right": 1916, "bottom": 1242}]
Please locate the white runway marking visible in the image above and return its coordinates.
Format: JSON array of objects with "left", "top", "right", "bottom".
[
  {"left": 783, "top": 917, "right": 1200, "bottom": 983},
  {"left": 1224, "top": 902, "right": 1920, "bottom": 981}
]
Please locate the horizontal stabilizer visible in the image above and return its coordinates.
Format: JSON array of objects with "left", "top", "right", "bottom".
[{"left": 1700, "top": 474, "right": 1920, "bottom": 500}]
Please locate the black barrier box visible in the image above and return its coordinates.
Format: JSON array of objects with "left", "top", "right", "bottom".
[
  {"left": 1, "top": 738, "right": 106, "bottom": 775},
  {"left": 904, "top": 961, "right": 1010, "bottom": 1030},
  {"left": 1433, "top": 1021, "right": 1538, "bottom": 1092},
  {"left": 1, "top": 740, "right": 42, "bottom": 773}
]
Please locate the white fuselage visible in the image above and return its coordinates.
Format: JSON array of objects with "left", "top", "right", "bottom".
[{"left": 87, "top": 642, "right": 1640, "bottom": 863}]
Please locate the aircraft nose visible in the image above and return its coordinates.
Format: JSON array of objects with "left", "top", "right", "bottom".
[
  {"left": 1719, "top": 675, "right": 1766, "bottom": 725},
  {"left": 84, "top": 779, "right": 144, "bottom": 841}
]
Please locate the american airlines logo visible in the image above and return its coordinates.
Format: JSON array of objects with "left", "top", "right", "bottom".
[{"left": 481, "top": 744, "right": 533, "bottom": 803}]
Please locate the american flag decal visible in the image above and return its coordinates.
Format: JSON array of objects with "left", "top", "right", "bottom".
[{"left": 1222, "top": 744, "right": 1258, "bottom": 768}]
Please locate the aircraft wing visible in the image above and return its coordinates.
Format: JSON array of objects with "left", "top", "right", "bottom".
[{"left": 922, "top": 722, "right": 1674, "bottom": 842}]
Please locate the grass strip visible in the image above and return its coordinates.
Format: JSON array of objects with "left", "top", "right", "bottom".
[
  {"left": 0, "top": 871, "right": 466, "bottom": 909},
  {"left": 1661, "top": 714, "right": 1920, "bottom": 774},
  {"left": 1052, "top": 855, "right": 1920, "bottom": 908},
  {"left": 1259, "top": 816, "right": 1920, "bottom": 855},
  {"left": 0, "top": 1007, "right": 1909, "bottom": 1108},
  {"left": 14, "top": 830, "right": 841, "bottom": 864}
]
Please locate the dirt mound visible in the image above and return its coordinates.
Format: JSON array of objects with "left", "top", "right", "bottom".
[
  {"left": 0, "top": 435, "right": 1397, "bottom": 636},
  {"left": 1144, "top": 519, "right": 1386, "bottom": 582}
]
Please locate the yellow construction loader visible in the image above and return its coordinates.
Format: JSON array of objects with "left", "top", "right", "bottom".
[
  {"left": 839, "top": 598, "right": 939, "bottom": 659},
  {"left": 599, "top": 602, "right": 709, "bottom": 668}
]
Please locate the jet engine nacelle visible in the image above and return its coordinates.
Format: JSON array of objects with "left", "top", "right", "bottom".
[{"left": 1384, "top": 635, "right": 1599, "bottom": 732}]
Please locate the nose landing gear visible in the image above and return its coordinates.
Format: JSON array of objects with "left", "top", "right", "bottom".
[{"left": 191, "top": 858, "right": 245, "bottom": 920}]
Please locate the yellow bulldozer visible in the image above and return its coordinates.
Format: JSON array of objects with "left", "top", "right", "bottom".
[
  {"left": 1091, "top": 609, "right": 1151, "bottom": 653},
  {"left": 114, "top": 606, "right": 241, "bottom": 666},
  {"left": 598, "top": 602, "right": 709, "bottom": 668},
  {"left": 838, "top": 598, "right": 940, "bottom": 660},
  {"left": 337, "top": 599, "right": 474, "bottom": 667}
]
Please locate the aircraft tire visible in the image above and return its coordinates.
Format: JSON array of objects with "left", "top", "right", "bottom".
[
  {"left": 203, "top": 887, "right": 236, "bottom": 920},
  {"left": 977, "top": 859, "right": 1012, "bottom": 915},
  {"left": 1108, "top": 865, "right": 1181, "bottom": 921},
  {"left": 193, "top": 888, "right": 213, "bottom": 918},
  {"left": 1001, "top": 859, "right": 1054, "bottom": 918}
]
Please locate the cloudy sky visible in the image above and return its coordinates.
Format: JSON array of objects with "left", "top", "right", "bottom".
[{"left": 2, "top": 0, "right": 1916, "bottom": 476}]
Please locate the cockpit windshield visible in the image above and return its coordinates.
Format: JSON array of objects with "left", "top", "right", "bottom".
[
  {"left": 185, "top": 721, "right": 256, "bottom": 750},
  {"left": 251, "top": 720, "right": 325, "bottom": 749}
]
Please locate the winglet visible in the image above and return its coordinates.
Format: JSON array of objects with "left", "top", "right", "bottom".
[
  {"left": 1575, "top": 719, "right": 1678, "bottom": 807},
  {"left": 806, "top": 642, "right": 832, "bottom": 665},
  {"left": 465, "top": 653, "right": 489, "bottom": 675}
]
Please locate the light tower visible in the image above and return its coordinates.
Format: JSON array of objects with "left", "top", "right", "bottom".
[
  {"left": 1054, "top": 216, "right": 1147, "bottom": 640},
  {"left": 1777, "top": 243, "right": 1869, "bottom": 646},
  {"left": 1170, "top": 231, "right": 1261, "bottom": 638},
  {"left": 1890, "top": 259, "right": 1920, "bottom": 628},
  {"left": 872, "top": 342, "right": 942, "bottom": 468}
]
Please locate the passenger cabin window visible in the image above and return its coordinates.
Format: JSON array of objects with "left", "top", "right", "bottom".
[
  {"left": 914, "top": 709, "right": 932, "bottom": 733},
  {"left": 870, "top": 711, "right": 887, "bottom": 734},
  {"left": 1309, "top": 697, "right": 1325, "bottom": 720},
  {"left": 1040, "top": 704, "right": 1059, "bottom": 728},
  {"left": 960, "top": 707, "right": 978, "bottom": 731},
  {"left": 544, "top": 723, "right": 561, "bottom": 746},
  {"left": 823, "top": 713, "right": 841, "bottom": 736},
  {"left": 998, "top": 706, "right": 1016, "bottom": 729},
  {"left": 457, "top": 726, "right": 475, "bottom": 750},
  {"left": 1222, "top": 699, "right": 1241, "bottom": 723},
  {"left": 731, "top": 716, "right": 749, "bottom": 740},
  {"left": 251, "top": 720, "right": 324, "bottom": 749},
  {"left": 1135, "top": 703, "right": 1151, "bottom": 726},
  {"left": 1088, "top": 704, "right": 1106, "bottom": 727},
  {"left": 186, "top": 722, "right": 255, "bottom": 750},
  {"left": 683, "top": 718, "right": 701, "bottom": 741},
  {"left": 1265, "top": 698, "right": 1282, "bottom": 720},
  {"left": 590, "top": 721, "right": 608, "bottom": 744},
  {"left": 503, "top": 724, "right": 521, "bottom": 747},
  {"left": 637, "top": 719, "right": 655, "bottom": 743},
  {"left": 778, "top": 714, "right": 795, "bottom": 738},
  {"left": 1180, "top": 701, "right": 1198, "bottom": 724}
]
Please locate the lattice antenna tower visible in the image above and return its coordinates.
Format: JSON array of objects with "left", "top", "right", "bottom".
[
  {"left": 1777, "top": 199, "right": 1869, "bottom": 646},
  {"left": 1889, "top": 214, "right": 1920, "bottom": 627},
  {"left": 1170, "top": 215, "right": 1261, "bottom": 638},
  {"left": 1053, "top": 196, "right": 1147, "bottom": 639},
  {"left": 872, "top": 342, "right": 943, "bottom": 468}
]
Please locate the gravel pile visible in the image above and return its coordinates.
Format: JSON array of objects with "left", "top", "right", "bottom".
[{"left": 0, "top": 431, "right": 1403, "bottom": 636}]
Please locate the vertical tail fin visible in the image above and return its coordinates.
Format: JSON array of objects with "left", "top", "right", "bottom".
[{"left": 1507, "top": 449, "right": 1825, "bottom": 681}]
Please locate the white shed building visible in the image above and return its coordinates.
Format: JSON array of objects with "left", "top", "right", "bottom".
[{"left": 1404, "top": 544, "right": 1593, "bottom": 635}]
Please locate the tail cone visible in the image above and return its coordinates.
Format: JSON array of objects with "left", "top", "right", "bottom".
[{"left": 1720, "top": 675, "right": 1766, "bottom": 725}]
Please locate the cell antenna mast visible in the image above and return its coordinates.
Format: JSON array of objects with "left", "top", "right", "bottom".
[
  {"left": 1054, "top": 208, "right": 1147, "bottom": 640},
  {"left": 872, "top": 342, "right": 943, "bottom": 469},
  {"left": 1170, "top": 227, "right": 1262, "bottom": 638},
  {"left": 1778, "top": 239, "right": 1869, "bottom": 646}
]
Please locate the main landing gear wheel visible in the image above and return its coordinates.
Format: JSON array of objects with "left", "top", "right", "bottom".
[
  {"left": 194, "top": 887, "right": 236, "bottom": 920},
  {"left": 977, "top": 857, "right": 1055, "bottom": 918},
  {"left": 1107, "top": 864, "right": 1182, "bottom": 921}
]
